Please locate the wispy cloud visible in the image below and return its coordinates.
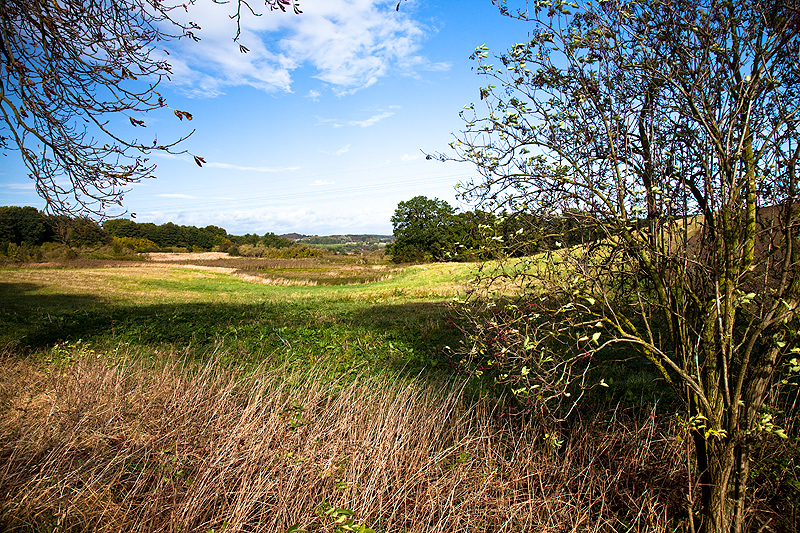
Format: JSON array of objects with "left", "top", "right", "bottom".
[
  {"left": 0, "top": 182, "right": 35, "bottom": 190},
  {"left": 157, "top": 193, "right": 201, "bottom": 199},
  {"left": 320, "top": 111, "right": 394, "bottom": 128},
  {"left": 150, "top": 153, "right": 300, "bottom": 173},
  {"left": 311, "top": 180, "right": 335, "bottom": 186},
  {"left": 205, "top": 162, "right": 301, "bottom": 172},
  {"left": 347, "top": 111, "right": 394, "bottom": 127},
  {"left": 164, "top": 0, "right": 433, "bottom": 96},
  {"left": 318, "top": 144, "right": 351, "bottom": 156},
  {"left": 401, "top": 153, "right": 422, "bottom": 161},
  {"left": 424, "top": 61, "right": 452, "bottom": 71}
]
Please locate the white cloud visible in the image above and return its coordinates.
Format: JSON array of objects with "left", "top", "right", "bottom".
[
  {"left": 205, "top": 162, "right": 301, "bottom": 172},
  {"left": 162, "top": 56, "right": 228, "bottom": 99},
  {"left": 423, "top": 61, "right": 452, "bottom": 71},
  {"left": 401, "top": 153, "right": 422, "bottom": 161},
  {"left": 311, "top": 180, "right": 335, "bottom": 186},
  {"left": 305, "top": 89, "right": 321, "bottom": 100},
  {"left": 348, "top": 111, "right": 394, "bottom": 127},
  {"left": 318, "top": 144, "right": 351, "bottom": 156},
  {"left": 279, "top": 0, "right": 427, "bottom": 94},
  {"left": 149, "top": 152, "right": 300, "bottom": 172},
  {"left": 163, "top": 0, "right": 432, "bottom": 96},
  {"left": 141, "top": 204, "right": 394, "bottom": 235}
]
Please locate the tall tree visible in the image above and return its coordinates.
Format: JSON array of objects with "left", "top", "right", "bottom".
[
  {"left": 0, "top": 205, "right": 50, "bottom": 245},
  {"left": 389, "top": 195, "right": 456, "bottom": 262},
  {"left": 440, "top": 1, "right": 800, "bottom": 531},
  {"left": 0, "top": 0, "right": 300, "bottom": 218}
]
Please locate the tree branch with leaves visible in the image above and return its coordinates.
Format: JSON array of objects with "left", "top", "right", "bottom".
[
  {"left": 0, "top": 0, "right": 300, "bottom": 218},
  {"left": 438, "top": 1, "right": 800, "bottom": 531}
]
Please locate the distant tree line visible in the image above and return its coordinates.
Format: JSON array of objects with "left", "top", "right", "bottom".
[
  {"left": 4, "top": 201, "right": 601, "bottom": 264},
  {"left": 1, "top": 206, "right": 114, "bottom": 257},
  {"left": 0, "top": 206, "right": 54, "bottom": 247},
  {"left": 302, "top": 235, "right": 391, "bottom": 245},
  {"left": 297, "top": 234, "right": 392, "bottom": 255},
  {"left": 236, "top": 243, "right": 323, "bottom": 259},
  {"left": 0, "top": 207, "right": 300, "bottom": 259},
  {"left": 387, "top": 196, "right": 601, "bottom": 263},
  {"left": 103, "top": 219, "right": 232, "bottom": 251}
]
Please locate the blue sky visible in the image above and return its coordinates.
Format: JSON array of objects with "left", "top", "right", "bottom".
[{"left": 0, "top": 0, "right": 531, "bottom": 236}]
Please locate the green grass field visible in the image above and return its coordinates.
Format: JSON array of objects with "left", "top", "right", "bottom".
[
  {"left": 0, "top": 258, "right": 474, "bottom": 375},
  {"left": 0, "top": 255, "right": 692, "bottom": 532}
]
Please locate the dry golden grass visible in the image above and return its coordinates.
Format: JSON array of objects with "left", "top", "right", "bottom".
[
  {"left": 2, "top": 253, "right": 416, "bottom": 288},
  {"left": 145, "top": 252, "right": 233, "bottom": 262},
  {"left": 0, "top": 347, "right": 687, "bottom": 533},
  {"left": 183, "top": 257, "right": 400, "bottom": 286}
]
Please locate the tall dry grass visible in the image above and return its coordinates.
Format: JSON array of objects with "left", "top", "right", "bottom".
[{"left": 0, "top": 349, "right": 687, "bottom": 533}]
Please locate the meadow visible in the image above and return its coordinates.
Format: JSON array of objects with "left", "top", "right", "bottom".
[
  {"left": 0, "top": 256, "right": 469, "bottom": 370},
  {"left": 0, "top": 255, "right": 714, "bottom": 532}
]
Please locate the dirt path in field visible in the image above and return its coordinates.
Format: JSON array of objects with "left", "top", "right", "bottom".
[
  {"left": 141, "top": 252, "right": 239, "bottom": 274},
  {"left": 141, "top": 252, "right": 317, "bottom": 286},
  {"left": 145, "top": 252, "right": 232, "bottom": 262}
]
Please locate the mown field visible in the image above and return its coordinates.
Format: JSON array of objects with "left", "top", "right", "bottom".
[{"left": 0, "top": 255, "right": 716, "bottom": 532}]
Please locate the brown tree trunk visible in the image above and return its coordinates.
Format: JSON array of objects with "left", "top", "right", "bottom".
[
  {"left": 694, "top": 433, "right": 743, "bottom": 533},
  {"left": 732, "top": 443, "right": 751, "bottom": 533}
]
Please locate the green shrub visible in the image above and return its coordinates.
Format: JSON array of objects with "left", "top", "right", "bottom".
[
  {"left": 39, "top": 242, "right": 77, "bottom": 261},
  {"left": 2, "top": 242, "right": 43, "bottom": 262},
  {"left": 112, "top": 236, "right": 158, "bottom": 253}
]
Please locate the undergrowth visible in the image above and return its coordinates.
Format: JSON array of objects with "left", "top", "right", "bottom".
[{"left": 0, "top": 347, "right": 688, "bottom": 533}]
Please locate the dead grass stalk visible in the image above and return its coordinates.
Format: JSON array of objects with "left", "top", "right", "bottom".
[{"left": 0, "top": 350, "right": 686, "bottom": 532}]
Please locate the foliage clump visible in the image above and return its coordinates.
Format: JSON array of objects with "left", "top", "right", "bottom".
[{"left": 387, "top": 196, "right": 602, "bottom": 263}]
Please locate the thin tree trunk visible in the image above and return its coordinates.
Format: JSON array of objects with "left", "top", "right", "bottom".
[
  {"left": 694, "top": 432, "right": 740, "bottom": 533},
  {"left": 732, "top": 442, "right": 751, "bottom": 533}
]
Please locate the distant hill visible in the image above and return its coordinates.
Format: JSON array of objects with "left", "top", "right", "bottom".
[
  {"left": 279, "top": 233, "right": 307, "bottom": 241},
  {"left": 285, "top": 234, "right": 394, "bottom": 253},
  {"left": 281, "top": 234, "right": 393, "bottom": 243}
]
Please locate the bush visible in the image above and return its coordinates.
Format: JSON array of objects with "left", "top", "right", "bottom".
[
  {"left": 2, "top": 242, "right": 43, "bottom": 262},
  {"left": 112, "top": 236, "right": 158, "bottom": 253},
  {"left": 213, "top": 238, "right": 236, "bottom": 253},
  {"left": 39, "top": 242, "right": 77, "bottom": 261}
]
